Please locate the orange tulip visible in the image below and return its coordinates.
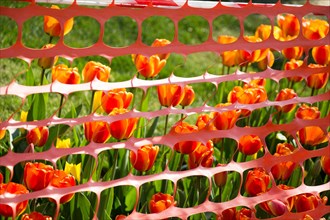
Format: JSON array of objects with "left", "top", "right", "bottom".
[
  {"left": 212, "top": 103, "right": 240, "bottom": 130},
  {"left": 259, "top": 199, "right": 287, "bottom": 217},
  {"left": 312, "top": 45, "right": 330, "bottom": 65},
  {"left": 218, "top": 35, "right": 237, "bottom": 44},
  {"left": 245, "top": 168, "right": 271, "bottom": 196},
  {"left": 282, "top": 46, "right": 304, "bottom": 60},
  {"left": 22, "top": 212, "right": 52, "bottom": 220},
  {"left": 24, "top": 162, "right": 54, "bottom": 191},
  {"left": 149, "top": 192, "right": 176, "bottom": 213},
  {"left": 171, "top": 122, "right": 201, "bottom": 154},
  {"left": 242, "top": 36, "right": 269, "bottom": 63},
  {"left": 132, "top": 38, "right": 170, "bottom": 78},
  {"left": 84, "top": 121, "right": 111, "bottom": 143},
  {"left": 196, "top": 114, "right": 214, "bottom": 130},
  {"left": 0, "top": 182, "right": 29, "bottom": 217},
  {"left": 255, "top": 24, "right": 271, "bottom": 41},
  {"left": 0, "top": 128, "right": 6, "bottom": 140},
  {"left": 101, "top": 89, "right": 133, "bottom": 114},
  {"left": 296, "top": 104, "right": 320, "bottom": 120},
  {"left": 235, "top": 208, "right": 252, "bottom": 220},
  {"left": 109, "top": 108, "right": 138, "bottom": 140},
  {"left": 38, "top": 44, "right": 58, "bottom": 69},
  {"left": 276, "top": 14, "right": 300, "bottom": 39},
  {"left": 130, "top": 145, "right": 159, "bottom": 172},
  {"left": 257, "top": 50, "right": 275, "bottom": 70},
  {"left": 298, "top": 126, "right": 327, "bottom": 147},
  {"left": 275, "top": 88, "right": 297, "bottom": 113},
  {"left": 188, "top": 140, "right": 214, "bottom": 169},
  {"left": 302, "top": 18, "right": 329, "bottom": 40},
  {"left": 284, "top": 59, "right": 304, "bottom": 82},
  {"left": 50, "top": 170, "right": 76, "bottom": 204},
  {"left": 44, "top": 5, "right": 73, "bottom": 37},
  {"left": 306, "top": 64, "right": 329, "bottom": 89},
  {"left": 294, "top": 194, "right": 319, "bottom": 212},
  {"left": 238, "top": 134, "right": 263, "bottom": 155},
  {"left": 26, "top": 126, "right": 49, "bottom": 147},
  {"left": 82, "top": 61, "right": 110, "bottom": 82},
  {"left": 52, "top": 64, "right": 80, "bottom": 84},
  {"left": 320, "top": 155, "right": 330, "bottom": 176},
  {"left": 180, "top": 85, "right": 195, "bottom": 107},
  {"left": 218, "top": 36, "right": 240, "bottom": 67},
  {"left": 271, "top": 143, "right": 297, "bottom": 181},
  {"left": 214, "top": 165, "right": 228, "bottom": 187},
  {"left": 157, "top": 84, "right": 185, "bottom": 107}
]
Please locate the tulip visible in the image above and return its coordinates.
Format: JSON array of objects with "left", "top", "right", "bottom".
[
  {"left": 50, "top": 170, "right": 76, "bottom": 204},
  {"left": 242, "top": 36, "right": 269, "bottom": 63},
  {"left": 277, "top": 14, "right": 300, "bottom": 39},
  {"left": 284, "top": 59, "right": 304, "bottom": 82},
  {"left": 171, "top": 122, "right": 201, "bottom": 154},
  {"left": 238, "top": 134, "right": 263, "bottom": 156},
  {"left": 259, "top": 199, "right": 287, "bottom": 216},
  {"left": 130, "top": 145, "right": 159, "bottom": 172},
  {"left": 52, "top": 64, "right": 81, "bottom": 84},
  {"left": 255, "top": 24, "right": 271, "bottom": 41},
  {"left": 157, "top": 84, "right": 185, "bottom": 107},
  {"left": 294, "top": 194, "right": 319, "bottom": 212},
  {"left": 221, "top": 208, "right": 236, "bottom": 220},
  {"left": 22, "top": 212, "right": 52, "bottom": 220},
  {"left": 275, "top": 88, "right": 297, "bottom": 113},
  {"left": 0, "top": 128, "right": 5, "bottom": 140},
  {"left": 84, "top": 121, "right": 111, "bottom": 143},
  {"left": 0, "top": 173, "right": 3, "bottom": 184},
  {"left": 245, "top": 168, "right": 271, "bottom": 196},
  {"left": 82, "top": 61, "right": 110, "bottom": 82},
  {"left": 20, "top": 111, "right": 28, "bottom": 122},
  {"left": 101, "top": 89, "right": 133, "bottom": 114},
  {"left": 282, "top": 46, "right": 304, "bottom": 60},
  {"left": 109, "top": 108, "right": 138, "bottom": 140},
  {"left": 55, "top": 138, "right": 71, "bottom": 148},
  {"left": 218, "top": 35, "right": 237, "bottom": 44},
  {"left": 312, "top": 45, "right": 330, "bottom": 65},
  {"left": 214, "top": 166, "right": 228, "bottom": 187},
  {"left": 306, "top": 64, "right": 329, "bottom": 89},
  {"left": 188, "top": 140, "right": 214, "bottom": 169},
  {"left": 320, "top": 156, "right": 330, "bottom": 176},
  {"left": 0, "top": 182, "right": 29, "bottom": 217},
  {"left": 235, "top": 208, "right": 252, "bottom": 220},
  {"left": 180, "top": 85, "right": 195, "bottom": 107},
  {"left": 271, "top": 143, "right": 297, "bottom": 181},
  {"left": 212, "top": 103, "right": 240, "bottom": 130},
  {"left": 149, "top": 192, "right": 176, "bottom": 213},
  {"left": 277, "top": 184, "right": 295, "bottom": 211},
  {"left": 132, "top": 38, "right": 170, "bottom": 78},
  {"left": 257, "top": 50, "right": 275, "bottom": 70},
  {"left": 217, "top": 36, "right": 240, "bottom": 67},
  {"left": 64, "top": 162, "right": 81, "bottom": 182},
  {"left": 24, "top": 162, "right": 54, "bottom": 191},
  {"left": 302, "top": 18, "right": 329, "bottom": 40},
  {"left": 298, "top": 126, "right": 327, "bottom": 147},
  {"left": 38, "top": 44, "right": 58, "bottom": 69},
  {"left": 296, "top": 104, "right": 320, "bottom": 120},
  {"left": 196, "top": 114, "right": 214, "bottom": 130},
  {"left": 44, "top": 5, "right": 73, "bottom": 37},
  {"left": 26, "top": 126, "right": 49, "bottom": 147},
  {"left": 115, "top": 215, "right": 126, "bottom": 220}
]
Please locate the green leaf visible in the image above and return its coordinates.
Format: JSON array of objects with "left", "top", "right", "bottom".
[
  {"left": 124, "top": 186, "right": 137, "bottom": 211},
  {"left": 146, "top": 116, "right": 159, "bottom": 137},
  {"left": 27, "top": 93, "right": 46, "bottom": 121},
  {"left": 98, "top": 188, "right": 114, "bottom": 220}
]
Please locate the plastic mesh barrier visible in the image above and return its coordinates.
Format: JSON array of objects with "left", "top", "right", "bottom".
[{"left": 0, "top": 0, "right": 329, "bottom": 219}]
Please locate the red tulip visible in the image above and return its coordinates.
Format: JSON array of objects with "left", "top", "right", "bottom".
[
  {"left": 84, "top": 121, "right": 111, "bottom": 143},
  {"left": 130, "top": 145, "right": 159, "bottom": 172},
  {"left": 109, "top": 108, "right": 138, "bottom": 140},
  {"left": 271, "top": 143, "right": 297, "bottom": 181},
  {"left": 294, "top": 194, "right": 319, "bottom": 212},
  {"left": 212, "top": 103, "right": 240, "bottom": 130},
  {"left": 296, "top": 104, "right": 320, "bottom": 120},
  {"left": 188, "top": 140, "right": 214, "bottom": 169},
  {"left": 171, "top": 122, "right": 201, "bottom": 154},
  {"left": 238, "top": 134, "right": 263, "bottom": 155},
  {"left": 22, "top": 212, "right": 52, "bottom": 220},
  {"left": 26, "top": 126, "right": 49, "bottom": 147},
  {"left": 50, "top": 170, "right": 76, "bottom": 204},
  {"left": 157, "top": 84, "right": 185, "bottom": 107},
  {"left": 0, "top": 182, "right": 29, "bottom": 217},
  {"left": 149, "top": 192, "right": 176, "bottom": 213},
  {"left": 24, "top": 162, "right": 54, "bottom": 191},
  {"left": 101, "top": 89, "right": 133, "bottom": 114},
  {"left": 312, "top": 45, "right": 330, "bottom": 65},
  {"left": 180, "top": 85, "right": 195, "bottom": 107},
  {"left": 275, "top": 88, "right": 297, "bottom": 113},
  {"left": 245, "top": 168, "right": 271, "bottom": 196},
  {"left": 282, "top": 46, "right": 304, "bottom": 60}
]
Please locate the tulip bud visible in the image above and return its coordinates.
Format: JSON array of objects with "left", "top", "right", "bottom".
[
  {"left": 238, "top": 134, "right": 263, "bottom": 156},
  {"left": 157, "top": 84, "right": 185, "bottom": 107},
  {"left": 275, "top": 88, "right": 297, "bottom": 113},
  {"left": 149, "top": 192, "right": 176, "bottom": 213},
  {"left": 50, "top": 170, "right": 76, "bottom": 204},
  {"left": 24, "top": 162, "right": 54, "bottom": 191},
  {"left": 214, "top": 166, "right": 228, "bottom": 187},
  {"left": 82, "top": 61, "right": 110, "bottom": 82},
  {"left": 84, "top": 121, "right": 111, "bottom": 143},
  {"left": 38, "top": 44, "right": 58, "bottom": 69},
  {"left": 130, "top": 145, "right": 159, "bottom": 172},
  {"left": 180, "top": 85, "right": 195, "bottom": 107},
  {"left": 44, "top": 5, "right": 74, "bottom": 37},
  {"left": 320, "top": 155, "right": 330, "bottom": 176},
  {"left": 109, "top": 108, "right": 138, "bottom": 140},
  {"left": 245, "top": 168, "right": 271, "bottom": 196},
  {"left": 26, "top": 126, "right": 49, "bottom": 147},
  {"left": 0, "top": 182, "right": 29, "bottom": 217},
  {"left": 22, "top": 212, "right": 52, "bottom": 220}
]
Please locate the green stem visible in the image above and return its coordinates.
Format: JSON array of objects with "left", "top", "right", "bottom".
[
  {"left": 49, "top": 36, "right": 53, "bottom": 44},
  {"left": 161, "top": 114, "right": 170, "bottom": 193},
  {"left": 90, "top": 90, "right": 96, "bottom": 114},
  {"left": 111, "top": 149, "right": 119, "bottom": 180},
  {"left": 219, "top": 187, "right": 222, "bottom": 203},
  {"left": 181, "top": 106, "right": 185, "bottom": 119},
  {"left": 177, "top": 153, "right": 184, "bottom": 171},
  {"left": 56, "top": 95, "right": 65, "bottom": 145},
  {"left": 40, "top": 68, "right": 46, "bottom": 85}
]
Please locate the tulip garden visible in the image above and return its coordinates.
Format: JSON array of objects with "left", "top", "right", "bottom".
[{"left": 0, "top": 0, "right": 329, "bottom": 220}]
